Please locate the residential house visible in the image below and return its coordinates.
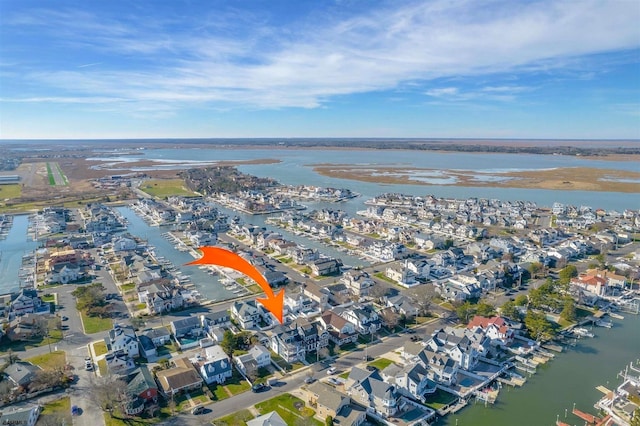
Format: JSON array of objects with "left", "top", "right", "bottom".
[
  {"left": 138, "top": 335, "right": 157, "bottom": 360},
  {"left": 301, "top": 282, "right": 329, "bottom": 308},
  {"left": 385, "top": 295, "right": 419, "bottom": 318},
  {"left": 3, "top": 362, "right": 40, "bottom": 390},
  {"left": 304, "top": 382, "right": 359, "bottom": 423},
  {"left": 105, "top": 350, "right": 136, "bottom": 375},
  {"left": 246, "top": 411, "right": 287, "bottom": 426},
  {"left": 106, "top": 324, "right": 139, "bottom": 357},
  {"left": 320, "top": 311, "right": 359, "bottom": 347},
  {"left": 124, "top": 366, "right": 158, "bottom": 404},
  {"left": 337, "top": 304, "right": 381, "bottom": 335},
  {"left": 46, "top": 263, "right": 82, "bottom": 285},
  {"left": 381, "top": 363, "right": 436, "bottom": 401},
  {"left": 345, "top": 367, "right": 399, "bottom": 418},
  {"left": 200, "top": 310, "right": 231, "bottom": 337},
  {"left": 235, "top": 344, "right": 271, "bottom": 377},
  {"left": 416, "top": 349, "right": 458, "bottom": 386},
  {"left": 5, "top": 314, "right": 46, "bottom": 341},
  {"left": 0, "top": 405, "right": 41, "bottom": 426},
  {"left": 199, "top": 345, "right": 233, "bottom": 385},
  {"left": 231, "top": 300, "right": 260, "bottom": 330},
  {"left": 9, "top": 289, "right": 47, "bottom": 318},
  {"left": 341, "top": 271, "right": 375, "bottom": 297},
  {"left": 310, "top": 258, "right": 342, "bottom": 276},
  {"left": 156, "top": 357, "right": 204, "bottom": 396},
  {"left": 467, "top": 316, "right": 514, "bottom": 347},
  {"left": 140, "top": 327, "right": 171, "bottom": 347},
  {"left": 385, "top": 265, "right": 417, "bottom": 287},
  {"left": 170, "top": 316, "right": 202, "bottom": 339},
  {"left": 270, "top": 325, "right": 305, "bottom": 363}
]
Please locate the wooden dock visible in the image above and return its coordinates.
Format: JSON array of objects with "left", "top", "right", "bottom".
[{"left": 572, "top": 408, "right": 598, "bottom": 424}]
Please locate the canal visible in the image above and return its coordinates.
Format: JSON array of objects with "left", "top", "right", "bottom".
[
  {"left": 0, "top": 215, "right": 38, "bottom": 294},
  {"left": 437, "top": 313, "right": 640, "bottom": 426},
  {"left": 116, "top": 206, "right": 236, "bottom": 302}
]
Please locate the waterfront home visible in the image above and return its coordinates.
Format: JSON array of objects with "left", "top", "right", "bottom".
[
  {"left": 106, "top": 324, "right": 139, "bottom": 357},
  {"left": 156, "top": 357, "right": 203, "bottom": 396},
  {"left": 303, "top": 382, "right": 366, "bottom": 425},
  {"left": 3, "top": 361, "right": 40, "bottom": 390},
  {"left": 113, "top": 236, "right": 137, "bottom": 252},
  {"left": 381, "top": 362, "right": 436, "bottom": 401},
  {"left": 310, "top": 258, "right": 342, "bottom": 276},
  {"left": 199, "top": 345, "right": 232, "bottom": 385},
  {"left": 231, "top": 300, "right": 260, "bottom": 330},
  {"left": 336, "top": 304, "right": 382, "bottom": 335},
  {"left": 416, "top": 349, "right": 458, "bottom": 386},
  {"left": 345, "top": 367, "right": 399, "bottom": 418},
  {"left": 46, "top": 263, "right": 82, "bottom": 285},
  {"left": 105, "top": 350, "right": 136, "bottom": 375},
  {"left": 467, "top": 316, "right": 514, "bottom": 347},
  {"left": 320, "top": 311, "right": 359, "bottom": 347},
  {"left": 0, "top": 405, "right": 41, "bottom": 426},
  {"left": 293, "top": 247, "right": 320, "bottom": 265},
  {"left": 425, "top": 327, "right": 486, "bottom": 370}
]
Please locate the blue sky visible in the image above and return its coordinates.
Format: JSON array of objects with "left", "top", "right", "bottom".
[{"left": 1, "top": 0, "right": 639, "bottom": 140}]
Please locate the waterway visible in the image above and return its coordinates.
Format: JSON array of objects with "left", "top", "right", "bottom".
[
  {"left": 115, "top": 206, "right": 235, "bottom": 302},
  {"left": 94, "top": 147, "right": 640, "bottom": 211},
  {"left": 0, "top": 215, "right": 38, "bottom": 294},
  {"left": 437, "top": 313, "right": 640, "bottom": 426}
]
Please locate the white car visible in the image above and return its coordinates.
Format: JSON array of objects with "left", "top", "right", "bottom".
[{"left": 327, "top": 367, "right": 337, "bottom": 375}]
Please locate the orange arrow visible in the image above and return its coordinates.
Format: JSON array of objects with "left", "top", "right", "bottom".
[{"left": 187, "top": 246, "right": 284, "bottom": 324}]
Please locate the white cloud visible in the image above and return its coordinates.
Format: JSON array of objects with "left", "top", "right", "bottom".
[{"left": 3, "top": 0, "right": 639, "bottom": 111}]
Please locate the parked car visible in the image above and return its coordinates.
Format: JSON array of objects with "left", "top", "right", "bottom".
[
  {"left": 61, "top": 316, "right": 69, "bottom": 321},
  {"left": 327, "top": 367, "right": 337, "bottom": 375},
  {"left": 191, "top": 405, "right": 205, "bottom": 415},
  {"left": 327, "top": 377, "right": 341, "bottom": 386},
  {"left": 251, "top": 383, "right": 268, "bottom": 393},
  {"left": 304, "top": 376, "right": 316, "bottom": 384},
  {"left": 71, "top": 405, "right": 80, "bottom": 416},
  {"left": 84, "top": 357, "right": 93, "bottom": 371}
]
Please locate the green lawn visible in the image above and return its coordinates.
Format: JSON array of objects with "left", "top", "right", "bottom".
[
  {"left": 255, "top": 394, "right": 321, "bottom": 426},
  {"left": 367, "top": 358, "right": 393, "bottom": 370},
  {"left": 213, "top": 409, "right": 254, "bottom": 426},
  {"left": 209, "top": 383, "right": 231, "bottom": 401},
  {"left": 46, "top": 162, "right": 55, "bottom": 185},
  {"left": 424, "top": 389, "right": 458, "bottom": 410},
  {"left": 26, "top": 350, "right": 66, "bottom": 370},
  {"left": 94, "top": 341, "right": 109, "bottom": 356},
  {"left": 0, "top": 183, "right": 22, "bottom": 200},
  {"left": 41, "top": 293, "right": 56, "bottom": 303},
  {"left": 120, "top": 283, "right": 136, "bottom": 292},
  {"left": 140, "top": 179, "right": 196, "bottom": 198},
  {"left": 374, "top": 272, "right": 395, "bottom": 284},
  {"left": 81, "top": 311, "right": 113, "bottom": 334},
  {"left": 98, "top": 358, "right": 108, "bottom": 376},
  {"left": 339, "top": 372, "right": 349, "bottom": 379},
  {"left": 176, "top": 390, "right": 209, "bottom": 412},
  {"left": 39, "top": 396, "right": 72, "bottom": 425},
  {"left": 225, "top": 372, "right": 251, "bottom": 396}
]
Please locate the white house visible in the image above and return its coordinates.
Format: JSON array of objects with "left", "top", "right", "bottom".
[{"left": 200, "top": 345, "right": 233, "bottom": 385}]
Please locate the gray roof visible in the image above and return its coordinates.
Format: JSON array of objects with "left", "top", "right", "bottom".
[
  {"left": 4, "top": 362, "right": 40, "bottom": 386},
  {"left": 247, "top": 411, "right": 287, "bottom": 426},
  {"left": 307, "top": 381, "right": 346, "bottom": 411},
  {"left": 0, "top": 406, "right": 40, "bottom": 425}
]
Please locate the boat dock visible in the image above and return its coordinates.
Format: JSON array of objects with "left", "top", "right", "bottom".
[
  {"left": 542, "top": 342, "right": 564, "bottom": 352},
  {"left": 572, "top": 408, "right": 598, "bottom": 424}
]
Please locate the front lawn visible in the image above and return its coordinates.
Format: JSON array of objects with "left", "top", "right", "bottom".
[
  {"left": 368, "top": 358, "right": 393, "bottom": 371},
  {"left": 41, "top": 293, "right": 56, "bottom": 303},
  {"left": 93, "top": 341, "right": 109, "bottom": 356},
  {"left": 213, "top": 409, "right": 254, "bottom": 426},
  {"left": 175, "top": 390, "right": 209, "bottom": 412},
  {"left": 255, "top": 394, "right": 321, "bottom": 426},
  {"left": 225, "top": 372, "right": 251, "bottom": 395},
  {"left": 98, "top": 358, "right": 108, "bottom": 376},
  {"left": 81, "top": 311, "right": 113, "bottom": 334},
  {"left": 374, "top": 272, "right": 395, "bottom": 284},
  {"left": 39, "top": 396, "right": 72, "bottom": 425},
  {"left": 209, "top": 383, "right": 231, "bottom": 401},
  {"left": 26, "top": 350, "right": 66, "bottom": 370},
  {"left": 120, "top": 283, "right": 136, "bottom": 292}
]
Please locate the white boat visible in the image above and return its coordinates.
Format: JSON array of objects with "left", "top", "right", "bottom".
[
  {"left": 573, "top": 327, "right": 594, "bottom": 338},
  {"left": 595, "top": 320, "right": 613, "bottom": 328}
]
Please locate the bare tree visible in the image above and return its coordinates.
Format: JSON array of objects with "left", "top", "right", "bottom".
[
  {"left": 87, "top": 374, "right": 128, "bottom": 416},
  {"left": 406, "top": 284, "right": 437, "bottom": 316},
  {"left": 369, "top": 283, "right": 390, "bottom": 302}
]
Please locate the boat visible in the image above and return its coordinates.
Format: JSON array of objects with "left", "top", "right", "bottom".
[
  {"left": 573, "top": 327, "right": 595, "bottom": 338},
  {"left": 595, "top": 320, "right": 613, "bottom": 328}
]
